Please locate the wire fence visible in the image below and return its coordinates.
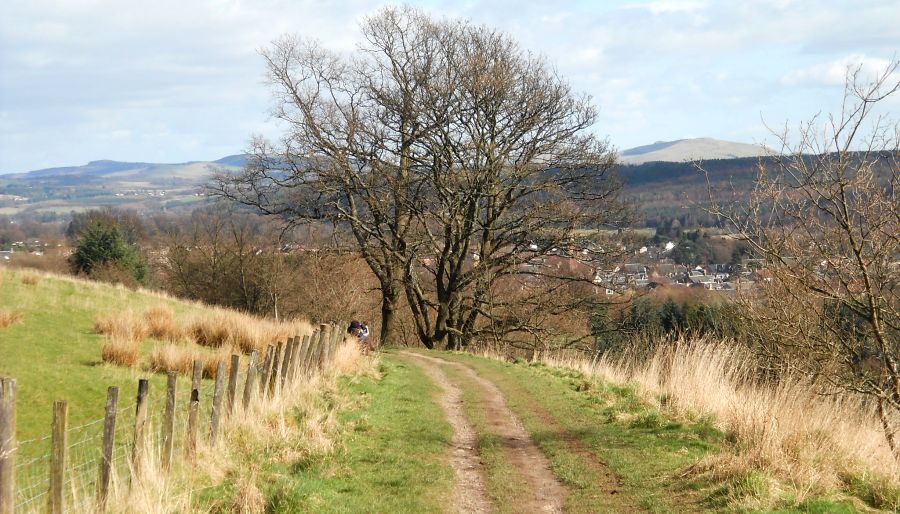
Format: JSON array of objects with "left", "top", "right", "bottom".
[{"left": 0, "top": 323, "right": 343, "bottom": 513}]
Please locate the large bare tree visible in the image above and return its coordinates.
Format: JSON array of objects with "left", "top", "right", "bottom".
[
  {"left": 400, "top": 24, "right": 626, "bottom": 350},
  {"left": 212, "top": 7, "right": 452, "bottom": 344},
  {"left": 213, "top": 7, "right": 626, "bottom": 348},
  {"left": 706, "top": 61, "right": 900, "bottom": 460}
]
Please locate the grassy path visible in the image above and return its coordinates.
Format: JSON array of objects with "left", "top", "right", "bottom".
[
  {"left": 401, "top": 351, "right": 566, "bottom": 513},
  {"left": 423, "top": 351, "right": 717, "bottom": 513}
]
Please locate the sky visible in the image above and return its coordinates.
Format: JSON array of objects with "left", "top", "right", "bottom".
[{"left": 1, "top": 0, "right": 898, "bottom": 173}]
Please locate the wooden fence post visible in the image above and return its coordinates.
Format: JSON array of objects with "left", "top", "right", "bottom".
[
  {"left": 304, "top": 330, "right": 318, "bottom": 377},
  {"left": 132, "top": 379, "right": 149, "bottom": 481},
  {"left": 242, "top": 351, "right": 258, "bottom": 410},
  {"left": 298, "top": 334, "right": 312, "bottom": 377},
  {"left": 306, "top": 330, "right": 321, "bottom": 376},
  {"left": 268, "top": 342, "right": 284, "bottom": 397},
  {"left": 49, "top": 400, "right": 68, "bottom": 514},
  {"left": 281, "top": 337, "right": 295, "bottom": 386},
  {"left": 328, "top": 324, "right": 341, "bottom": 362},
  {"left": 258, "top": 345, "right": 274, "bottom": 398},
  {"left": 209, "top": 362, "right": 226, "bottom": 446},
  {"left": 226, "top": 354, "right": 240, "bottom": 416},
  {"left": 322, "top": 326, "right": 333, "bottom": 368},
  {"left": 316, "top": 324, "right": 330, "bottom": 372},
  {"left": 162, "top": 372, "right": 177, "bottom": 472},
  {"left": 0, "top": 377, "right": 15, "bottom": 514},
  {"left": 186, "top": 360, "right": 202, "bottom": 460},
  {"left": 97, "top": 387, "right": 118, "bottom": 511}
]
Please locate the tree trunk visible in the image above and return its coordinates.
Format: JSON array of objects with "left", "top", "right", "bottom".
[
  {"left": 380, "top": 285, "right": 417, "bottom": 348},
  {"left": 877, "top": 398, "right": 900, "bottom": 463}
]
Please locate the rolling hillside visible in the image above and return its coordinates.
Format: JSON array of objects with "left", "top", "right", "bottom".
[
  {"left": 0, "top": 156, "right": 246, "bottom": 217},
  {"left": 0, "top": 269, "right": 896, "bottom": 512}
]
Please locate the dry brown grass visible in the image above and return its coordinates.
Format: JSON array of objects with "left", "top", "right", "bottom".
[
  {"left": 188, "top": 310, "right": 312, "bottom": 354},
  {"left": 20, "top": 273, "right": 39, "bottom": 286},
  {"left": 542, "top": 340, "right": 900, "bottom": 509},
  {"left": 231, "top": 474, "right": 266, "bottom": 514},
  {"left": 101, "top": 337, "right": 141, "bottom": 367},
  {"left": 147, "top": 343, "right": 234, "bottom": 379},
  {"left": 147, "top": 343, "right": 196, "bottom": 375},
  {"left": 143, "top": 305, "right": 184, "bottom": 341},
  {"left": 94, "top": 310, "right": 149, "bottom": 343},
  {"left": 0, "top": 308, "right": 23, "bottom": 329}
]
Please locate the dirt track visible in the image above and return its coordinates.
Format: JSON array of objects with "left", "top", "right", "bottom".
[
  {"left": 400, "top": 352, "right": 565, "bottom": 514},
  {"left": 401, "top": 352, "right": 491, "bottom": 513}
]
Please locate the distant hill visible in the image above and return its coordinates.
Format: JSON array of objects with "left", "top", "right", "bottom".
[
  {"left": 0, "top": 156, "right": 248, "bottom": 218},
  {"left": 620, "top": 138, "right": 767, "bottom": 164},
  {"left": 0, "top": 147, "right": 767, "bottom": 224}
]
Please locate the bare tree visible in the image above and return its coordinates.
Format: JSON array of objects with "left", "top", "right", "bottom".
[
  {"left": 213, "top": 7, "right": 627, "bottom": 348},
  {"left": 400, "top": 25, "right": 626, "bottom": 349},
  {"left": 706, "top": 61, "right": 900, "bottom": 460},
  {"left": 212, "top": 7, "right": 452, "bottom": 344}
]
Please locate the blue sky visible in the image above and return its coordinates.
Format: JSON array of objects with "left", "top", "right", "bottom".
[{"left": 1, "top": 0, "right": 897, "bottom": 173}]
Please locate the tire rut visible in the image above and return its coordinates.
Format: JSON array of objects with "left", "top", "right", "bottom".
[
  {"left": 403, "top": 352, "right": 566, "bottom": 514},
  {"left": 400, "top": 352, "right": 491, "bottom": 514}
]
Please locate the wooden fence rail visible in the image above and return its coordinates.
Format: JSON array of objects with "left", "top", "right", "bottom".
[{"left": 0, "top": 323, "right": 347, "bottom": 512}]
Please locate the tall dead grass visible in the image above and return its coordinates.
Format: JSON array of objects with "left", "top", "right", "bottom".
[
  {"left": 96, "top": 304, "right": 314, "bottom": 377},
  {"left": 94, "top": 341, "right": 373, "bottom": 512},
  {"left": 96, "top": 306, "right": 312, "bottom": 356},
  {"left": 143, "top": 305, "right": 184, "bottom": 341},
  {"left": 147, "top": 343, "right": 234, "bottom": 378},
  {"left": 20, "top": 273, "right": 39, "bottom": 286},
  {"left": 542, "top": 340, "right": 899, "bottom": 509},
  {"left": 94, "top": 310, "right": 149, "bottom": 343},
  {"left": 100, "top": 337, "right": 141, "bottom": 367},
  {"left": 188, "top": 310, "right": 312, "bottom": 354},
  {"left": 0, "top": 308, "right": 23, "bottom": 328}
]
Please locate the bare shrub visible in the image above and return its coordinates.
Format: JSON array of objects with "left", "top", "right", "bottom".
[
  {"left": 101, "top": 337, "right": 141, "bottom": 367},
  {"left": 0, "top": 309, "right": 22, "bottom": 329}
]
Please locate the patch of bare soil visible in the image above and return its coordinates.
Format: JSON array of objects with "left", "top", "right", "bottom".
[
  {"left": 405, "top": 352, "right": 566, "bottom": 514},
  {"left": 400, "top": 352, "right": 491, "bottom": 514}
]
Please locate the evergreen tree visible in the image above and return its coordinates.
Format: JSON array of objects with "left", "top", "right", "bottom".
[{"left": 69, "top": 222, "right": 147, "bottom": 283}]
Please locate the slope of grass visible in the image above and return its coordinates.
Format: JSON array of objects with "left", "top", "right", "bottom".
[{"left": 0, "top": 269, "right": 209, "bottom": 445}]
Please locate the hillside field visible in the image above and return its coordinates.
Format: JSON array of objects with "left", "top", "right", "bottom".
[{"left": 0, "top": 269, "right": 896, "bottom": 513}]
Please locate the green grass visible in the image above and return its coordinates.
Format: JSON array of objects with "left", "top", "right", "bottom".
[
  {"left": 205, "top": 356, "right": 456, "bottom": 513},
  {"left": 0, "top": 269, "right": 216, "bottom": 480}
]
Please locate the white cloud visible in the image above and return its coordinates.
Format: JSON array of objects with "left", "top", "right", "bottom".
[
  {"left": 782, "top": 54, "right": 894, "bottom": 87},
  {"left": 637, "top": 0, "right": 709, "bottom": 15}
]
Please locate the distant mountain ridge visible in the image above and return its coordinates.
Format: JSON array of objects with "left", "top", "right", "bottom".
[
  {"left": 0, "top": 143, "right": 766, "bottom": 220},
  {"left": 620, "top": 137, "right": 767, "bottom": 164},
  {"left": 11, "top": 155, "right": 248, "bottom": 180}
]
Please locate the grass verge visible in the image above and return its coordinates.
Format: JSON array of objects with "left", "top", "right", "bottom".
[{"left": 198, "top": 355, "right": 455, "bottom": 513}]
